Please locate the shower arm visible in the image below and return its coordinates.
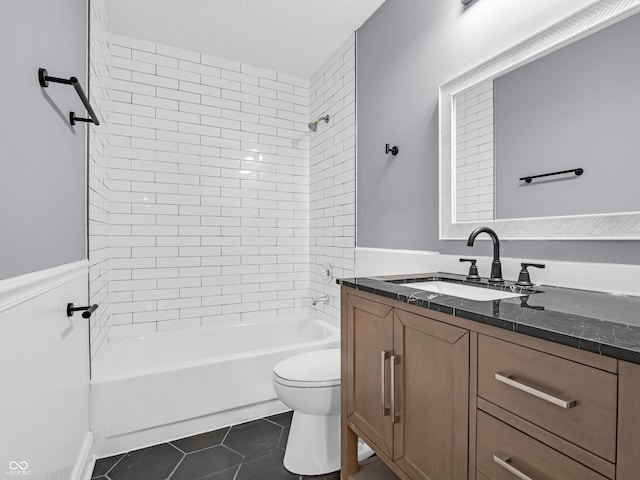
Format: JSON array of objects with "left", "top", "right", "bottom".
[{"left": 308, "top": 114, "right": 330, "bottom": 132}]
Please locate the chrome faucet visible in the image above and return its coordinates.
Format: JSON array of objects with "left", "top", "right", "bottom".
[
  {"left": 312, "top": 294, "right": 330, "bottom": 306},
  {"left": 466, "top": 227, "right": 504, "bottom": 284}
]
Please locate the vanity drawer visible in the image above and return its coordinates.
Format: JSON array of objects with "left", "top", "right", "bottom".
[
  {"left": 477, "top": 411, "right": 608, "bottom": 480},
  {"left": 477, "top": 335, "right": 617, "bottom": 461}
]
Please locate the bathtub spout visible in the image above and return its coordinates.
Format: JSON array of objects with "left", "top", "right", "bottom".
[{"left": 312, "top": 295, "right": 330, "bottom": 306}]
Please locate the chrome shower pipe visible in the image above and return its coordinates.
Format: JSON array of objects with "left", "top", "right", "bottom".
[{"left": 308, "top": 114, "right": 330, "bottom": 132}]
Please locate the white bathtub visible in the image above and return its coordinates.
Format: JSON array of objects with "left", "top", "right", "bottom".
[{"left": 91, "top": 317, "right": 339, "bottom": 455}]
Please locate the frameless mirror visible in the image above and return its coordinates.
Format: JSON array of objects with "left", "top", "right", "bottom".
[{"left": 440, "top": 0, "right": 640, "bottom": 239}]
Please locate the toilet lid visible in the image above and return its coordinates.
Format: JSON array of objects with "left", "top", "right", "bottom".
[{"left": 273, "top": 349, "right": 340, "bottom": 387}]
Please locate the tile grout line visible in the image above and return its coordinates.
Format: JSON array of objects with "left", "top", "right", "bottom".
[
  {"left": 102, "top": 453, "right": 126, "bottom": 479},
  {"left": 164, "top": 450, "right": 186, "bottom": 480},
  {"left": 231, "top": 463, "right": 241, "bottom": 480}
]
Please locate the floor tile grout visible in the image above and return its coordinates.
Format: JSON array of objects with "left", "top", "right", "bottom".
[
  {"left": 169, "top": 441, "right": 187, "bottom": 455},
  {"left": 165, "top": 452, "right": 186, "bottom": 480},
  {"left": 221, "top": 442, "right": 246, "bottom": 459},
  {"left": 101, "top": 452, "right": 124, "bottom": 480},
  {"left": 230, "top": 463, "right": 241, "bottom": 480}
]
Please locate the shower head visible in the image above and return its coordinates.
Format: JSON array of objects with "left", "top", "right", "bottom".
[{"left": 308, "top": 114, "right": 330, "bottom": 132}]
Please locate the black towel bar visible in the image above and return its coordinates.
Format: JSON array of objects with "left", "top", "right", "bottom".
[
  {"left": 39, "top": 68, "right": 100, "bottom": 126},
  {"left": 519, "top": 168, "right": 583, "bottom": 184}
]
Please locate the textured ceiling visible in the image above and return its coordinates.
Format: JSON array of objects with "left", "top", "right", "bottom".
[{"left": 104, "top": 0, "right": 386, "bottom": 79}]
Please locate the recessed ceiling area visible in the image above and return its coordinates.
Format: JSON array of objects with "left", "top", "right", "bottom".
[{"left": 104, "top": 0, "right": 386, "bottom": 79}]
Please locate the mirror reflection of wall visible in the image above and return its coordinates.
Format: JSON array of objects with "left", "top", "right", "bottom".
[
  {"left": 454, "top": 10, "right": 640, "bottom": 222},
  {"left": 455, "top": 79, "right": 494, "bottom": 222}
]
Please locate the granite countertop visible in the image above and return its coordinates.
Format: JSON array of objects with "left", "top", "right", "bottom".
[{"left": 338, "top": 273, "right": 640, "bottom": 365}]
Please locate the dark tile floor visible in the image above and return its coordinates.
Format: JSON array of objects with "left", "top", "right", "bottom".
[{"left": 92, "top": 411, "right": 340, "bottom": 480}]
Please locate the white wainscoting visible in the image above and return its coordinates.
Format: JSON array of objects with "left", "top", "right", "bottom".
[
  {"left": 438, "top": 254, "right": 640, "bottom": 297},
  {"left": 355, "top": 247, "right": 640, "bottom": 297},
  {"left": 0, "top": 261, "right": 92, "bottom": 480},
  {"left": 354, "top": 248, "right": 440, "bottom": 277}
]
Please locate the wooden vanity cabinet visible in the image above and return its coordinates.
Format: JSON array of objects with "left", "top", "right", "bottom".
[
  {"left": 343, "top": 290, "right": 469, "bottom": 480},
  {"left": 341, "top": 286, "right": 640, "bottom": 480}
]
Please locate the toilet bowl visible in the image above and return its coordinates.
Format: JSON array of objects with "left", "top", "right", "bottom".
[{"left": 272, "top": 348, "right": 373, "bottom": 475}]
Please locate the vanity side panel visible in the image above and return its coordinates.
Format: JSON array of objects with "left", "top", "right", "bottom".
[
  {"left": 469, "top": 331, "right": 478, "bottom": 480},
  {"left": 341, "top": 286, "right": 359, "bottom": 479},
  {"left": 616, "top": 360, "right": 640, "bottom": 480}
]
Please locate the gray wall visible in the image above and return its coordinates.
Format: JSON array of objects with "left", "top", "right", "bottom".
[
  {"left": 356, "top": 0, "right": 640, "bottom": 265},
  {"left": 0, "top": 0, "right": 88, "bottom": 280},
  {"left": 495, "top": 12, "right": 640, "bottom": 219}
]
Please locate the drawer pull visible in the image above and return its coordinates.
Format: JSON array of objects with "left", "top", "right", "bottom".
[
  {"left": 495, "top": 372, "right": 576, "bottom": 409},
  {"left": 381, "top": 351, "right": 390, "bottom": 416},
  {"left": 391, "top": 355, "right": 399, "bottom": 423},
  {"left": 493, "top": 452, "right": 535, "bottom": 480}
]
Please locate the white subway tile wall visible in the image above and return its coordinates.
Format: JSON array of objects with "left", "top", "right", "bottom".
[
  {"left": 90, "top": 33, "right": 318, "bottom": 345},
  {"left": 89, "top": 0, "right": 113, "bottom": 360},
  {"left": 455, "top": 79, "right": 494, "bottom": 222},
  {"left": 89, "top": 31, "right": 356, "bottom": 349},
  {"left": 309, "top": 35, "right": 356, "bottom": 327}
]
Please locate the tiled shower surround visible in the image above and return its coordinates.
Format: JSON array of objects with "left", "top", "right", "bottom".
[
  {"left": 89, "top": 0, "right": 114, "bottom": 359},
  {"left": 309, "top": 38, "right": 356, "bottom": 324},
  {"left": 89, "top": 31, "right": 356, "bottom": 355}
]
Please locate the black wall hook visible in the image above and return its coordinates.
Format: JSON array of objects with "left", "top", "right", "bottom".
[
  {"left": 385, "top": 144, "right": 399, "bottom": 156},
  {"left": 67, "top": 303, "right": 98, "bottom": 319}
]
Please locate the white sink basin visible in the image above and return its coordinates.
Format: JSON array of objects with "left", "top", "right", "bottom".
[{"left": 404, "top": 281, "right": 524, "bottom": 302}]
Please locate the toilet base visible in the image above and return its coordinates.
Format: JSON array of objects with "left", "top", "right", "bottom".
[
  {"left": 282, "top": 411, "right": 375, "bottom": 475},
  {"left": 283, "top": 411, "right": 340, "bottom": 475}
]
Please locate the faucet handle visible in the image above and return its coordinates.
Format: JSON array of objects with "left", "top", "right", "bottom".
[
  {"left": 516, "top": 263, "right": 546, "bottom": 287},
  {"left": 459, "top": 258, "right": 481, "bottom": 282}
]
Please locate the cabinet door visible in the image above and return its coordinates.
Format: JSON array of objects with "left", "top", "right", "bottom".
[
  {"left": 393, "top": 309, "right": 469, "bottom": 480},
  {"left": 345, "top": 293, "right": 394, "bottom": 458}
]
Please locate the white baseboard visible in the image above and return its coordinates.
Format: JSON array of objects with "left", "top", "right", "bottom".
[
  {"left": 82, "top": 457, "right": 97, "bottom": 480},
  {"left": 72, "top": 432, "right": 94, "bottom": 480}
]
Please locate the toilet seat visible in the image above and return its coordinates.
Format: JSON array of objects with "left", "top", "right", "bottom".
[{"left": 273, "top": 349, "right": 340, "bottom": 388}]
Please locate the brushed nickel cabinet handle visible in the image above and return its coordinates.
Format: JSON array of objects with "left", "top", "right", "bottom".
[
  {"left": 495, "top": 372, "right": 576, "bottom": 409},
  {"left": 493, "top": 452, "right": 535, "bottom": 480},
  {"left": 390, "top": 355, "right": 399, "bottom": 423},
  {"left": 381, "top": 351, "right": 390, "bottom": 416}
]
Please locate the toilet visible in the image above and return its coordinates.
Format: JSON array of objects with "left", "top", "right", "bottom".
[{"left": 272, "top": 348, "right": 373, "bottom": 475}]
